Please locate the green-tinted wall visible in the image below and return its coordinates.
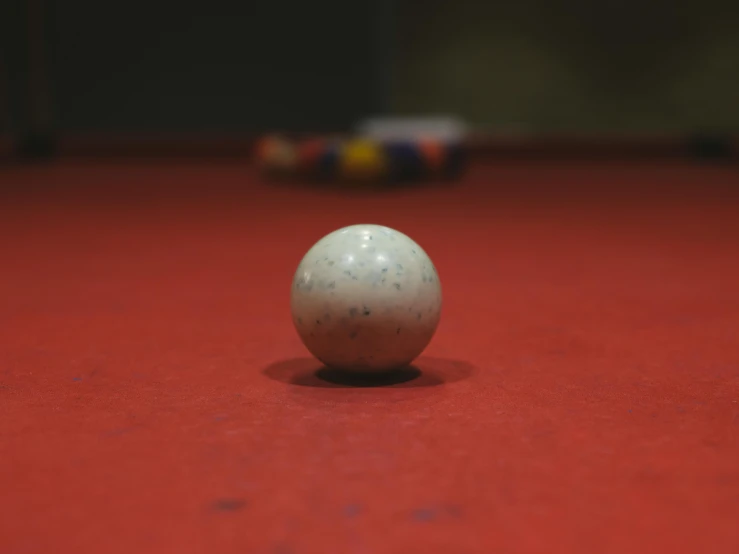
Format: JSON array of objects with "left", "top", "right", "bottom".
[{"left": 393, "top": 1, "right": 739, "bottom": 132}]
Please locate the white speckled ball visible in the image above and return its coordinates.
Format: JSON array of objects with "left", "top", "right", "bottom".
[{"left": 290, "top": 224, "right": 442, "bottom": 372}]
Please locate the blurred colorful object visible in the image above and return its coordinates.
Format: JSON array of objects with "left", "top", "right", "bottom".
[{"left": 255, "top": 128, "right": 467, "bottom": 186}]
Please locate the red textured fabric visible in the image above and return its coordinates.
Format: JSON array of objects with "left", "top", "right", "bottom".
[{"left": 1, "top": 160, "right": 738, "bottom": 554}]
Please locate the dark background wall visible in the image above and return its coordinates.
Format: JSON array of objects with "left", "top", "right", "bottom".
[
  {"left": 3, "top": 0, "right": 385, "bottom": 136},
  {"left": 2, "top": 0, "right": 738, "bottom": 138},
  {"left": 394, "top": 0, "right": 739, "bottom": 133}
]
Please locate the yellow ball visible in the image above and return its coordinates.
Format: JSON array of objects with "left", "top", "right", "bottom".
[{"left": 338, "top": 139, "right": 387, "bottom": 183}]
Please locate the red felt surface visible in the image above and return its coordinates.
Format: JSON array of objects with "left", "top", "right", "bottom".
[{"left": 1, "top": 160, "right": 739, "bottom": 554}]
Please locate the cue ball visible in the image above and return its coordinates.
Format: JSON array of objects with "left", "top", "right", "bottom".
[{"left": 291, "top": 224, "right": 442, "bottom": 372}]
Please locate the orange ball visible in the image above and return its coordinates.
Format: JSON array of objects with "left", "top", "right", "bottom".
[
  {"left": 417, "top": 137, "right": 446, "bottom": 175},
  {"left": 254, "top": 135, "right": 295, "bottom": 176}
]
